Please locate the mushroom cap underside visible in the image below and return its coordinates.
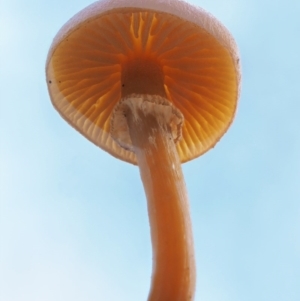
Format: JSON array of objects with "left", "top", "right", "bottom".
[{"left": 46, "top": 0, "right": 241, "bottom": 164}]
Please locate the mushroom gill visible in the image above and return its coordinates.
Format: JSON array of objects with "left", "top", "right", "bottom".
[{"left": 47, "top": 9, "right": 238, "bottom": 164}]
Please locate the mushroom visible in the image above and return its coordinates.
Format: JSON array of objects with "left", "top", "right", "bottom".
[{"left": 46, "top": 0, "right": 241, "bottom": 300}]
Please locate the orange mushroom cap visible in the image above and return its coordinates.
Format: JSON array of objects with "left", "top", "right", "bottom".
[{"left": 46, "top": 0, "right": 241, "bottom": 164}]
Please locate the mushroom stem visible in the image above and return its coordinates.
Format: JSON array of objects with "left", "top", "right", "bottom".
[{"left": 125, "top": 99, "right": 196, "bottom": 301}]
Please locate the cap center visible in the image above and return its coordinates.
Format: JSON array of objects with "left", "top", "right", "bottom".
[{"left": 121, "top": 58, "right": 166, "bottom": 98}]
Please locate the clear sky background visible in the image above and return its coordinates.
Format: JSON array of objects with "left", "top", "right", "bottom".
[{"left": 0, "top": 0, "right": 299, "bottom": 300}]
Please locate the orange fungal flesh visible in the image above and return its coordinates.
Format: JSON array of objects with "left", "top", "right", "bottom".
[
  {"left": 47, "top": 8, "right": 238, "bottom": 164},
  {"left": 126, "top": 104, "right": 195, "bottom": 301},
  {"left": 122, "top": 58, "right": 166, "bottom": 98}
]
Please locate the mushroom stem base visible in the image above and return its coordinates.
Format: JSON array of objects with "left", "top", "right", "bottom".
[{"left": 125, "top": 95, "right": 196, "bottom": 301}]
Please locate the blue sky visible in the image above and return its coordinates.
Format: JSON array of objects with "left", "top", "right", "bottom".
[{"left": 0, "top": 0, "right": 299, "bottom": 300}]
